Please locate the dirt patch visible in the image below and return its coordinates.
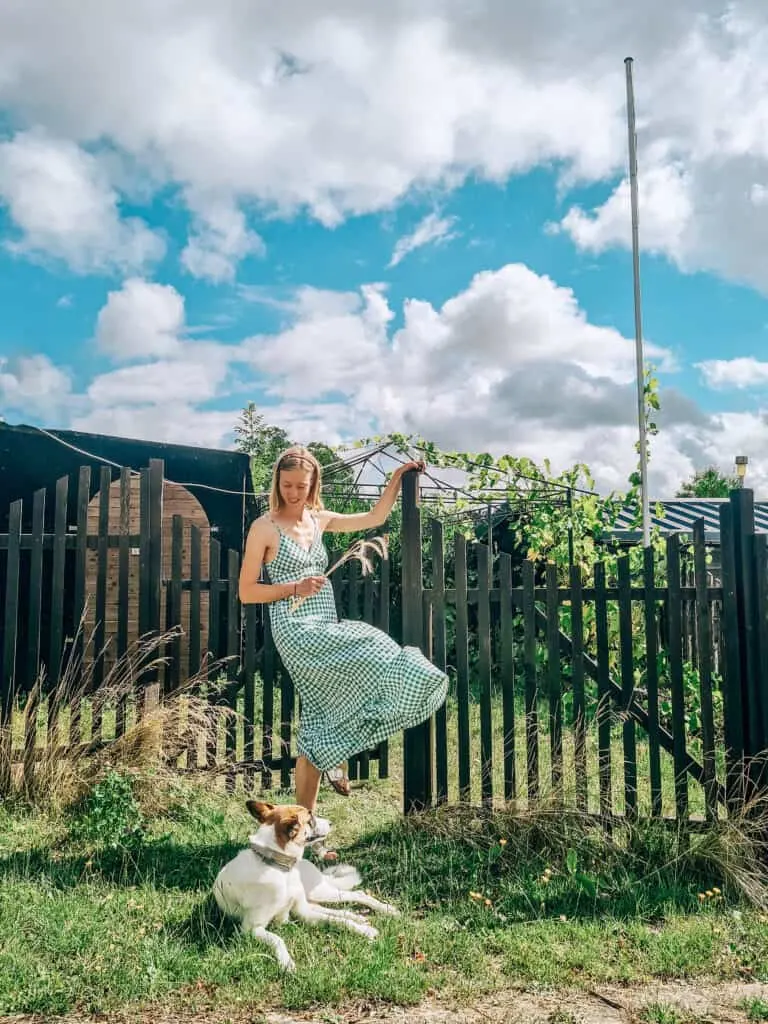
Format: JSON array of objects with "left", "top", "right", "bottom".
[{"left": 5, "top": 981, "right": 768, "bottom": 1024}]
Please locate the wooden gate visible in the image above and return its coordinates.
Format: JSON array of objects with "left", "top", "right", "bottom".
[{"left": 402, "top": 479, "right": 768, "bottom": 822}]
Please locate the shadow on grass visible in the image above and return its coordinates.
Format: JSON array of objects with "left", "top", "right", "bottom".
[
  {"left": 0, "top": 835, "right": 242, "bottom": 891},
  {"left": 163, "top": 891, "right": 242, "bottom": 950}
]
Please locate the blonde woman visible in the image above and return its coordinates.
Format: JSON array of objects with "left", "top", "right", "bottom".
[{"left": 239, "top": 446, "right": 448, "bottom": 843}]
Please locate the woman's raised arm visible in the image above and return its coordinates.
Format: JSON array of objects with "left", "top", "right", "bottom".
[{"left": 319, "top": 460, "right": 424, "bottom": 535}]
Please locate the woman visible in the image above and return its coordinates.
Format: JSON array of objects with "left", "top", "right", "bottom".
[{"left": 239, "top": 446, "right": 448, "bottom": 839}]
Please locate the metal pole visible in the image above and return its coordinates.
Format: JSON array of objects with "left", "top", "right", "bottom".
[{"left": 625, "top": 56, "right": 651, "bottom": 548}]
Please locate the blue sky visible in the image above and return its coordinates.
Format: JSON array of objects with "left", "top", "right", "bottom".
[{"left": 2, "top": 2, "right": 768, "bottom": 494}]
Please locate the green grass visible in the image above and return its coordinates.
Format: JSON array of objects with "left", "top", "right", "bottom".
[
  {"left": 638, "top": 1005, "right": 694, "bottom": 1024},
  {"left": 1, "top": 773, "right": 768, "bottom": 1019},
  {"left": 743, "top": 997, "right": 768, "bottom": 1021}
]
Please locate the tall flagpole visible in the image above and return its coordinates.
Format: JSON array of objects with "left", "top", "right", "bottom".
[{"left": 625, "top": 56, "right": 651, "bottom": 549}]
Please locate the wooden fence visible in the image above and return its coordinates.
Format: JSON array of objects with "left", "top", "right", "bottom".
[
  {"left": 4, "top": 457, "right": 768, "bottom": 825},
  {"left": 0, "top": 459, "right": 390, "bottom": 789},
  {"left": 401, "top": 474, "right": 768, "bottom": 822}
]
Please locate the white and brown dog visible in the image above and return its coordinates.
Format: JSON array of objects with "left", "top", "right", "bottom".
[{"left": 213, "top": 800, "right": 399, "bottom": 972}]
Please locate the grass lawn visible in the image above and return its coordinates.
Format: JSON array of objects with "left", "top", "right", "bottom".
[{"left": 2, "top": 766, "right": 768, "bottom": 1020}]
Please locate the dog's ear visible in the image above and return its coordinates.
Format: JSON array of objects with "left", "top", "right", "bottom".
[{"left": 246, "top": 800, "right": 274, "bottom": 822}]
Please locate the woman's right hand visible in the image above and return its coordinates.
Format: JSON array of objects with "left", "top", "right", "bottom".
[{"left": 294, "top": 575, "right": 327, "bottom": 598}]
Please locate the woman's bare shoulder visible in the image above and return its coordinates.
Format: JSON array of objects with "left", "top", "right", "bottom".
[{"left": 247, "top": 514, "right": 278, "bottom": 541}]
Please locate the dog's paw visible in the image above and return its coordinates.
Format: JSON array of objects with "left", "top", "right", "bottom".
[
  {"left": 360, "top": 924, "right": 379, "bottom": 941},
  {"left": 379, "top": 902, "right": 401, "bottom": 917},
  {"left": 278, "top": 956, "right": 297, "bottom": 974},
  {"left": 345, "top": 912, "right": 370, "bottom": 928}
]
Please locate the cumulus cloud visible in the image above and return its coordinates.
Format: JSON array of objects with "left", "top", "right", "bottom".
[
  {"left": 0, "top": 353, "right": 74, "bottom": 419},
  {"left": 557, "top": 163, "right": 694, "bottom": 261},
  {"left": 86, "top": 355, "right": 229, "bottom": 407},
  {"left": 1, "top": 2, "right": 767, "bottom": 281},
  {"left": 69, "top": 403, "right": 240, "bottom": 449},
  {"left": 240, "top": 283, "right": 394, "bottom": 399},
  {"left": 696, "top": 357, "right": 768, "bottom": 390},
  {"left": 13, "top": 259, "right": 768, "bottom": 494},
  {"left": 95, "top": 278, "right": 186, "bottom": 361},
  {"left": 0, "top": 130, "right": 164, "bottom": 273},
  {"left": 557, "top": 10, "right": 768, "bottom": 292},
  {"left": 181, "top": 193, "right": 265, "bottom": 283},
  {"left": 234, "top": 262, "right": 735, "bottom": 495}
]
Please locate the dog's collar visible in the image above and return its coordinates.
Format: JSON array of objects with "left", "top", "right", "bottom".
[{"left": 249, "top": 842, "right": 300, "bottom": 872}]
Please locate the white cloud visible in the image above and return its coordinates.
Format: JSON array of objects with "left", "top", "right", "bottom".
[
  {"left": 5, "top": 2, "right": 768, "bottom": 282},
  {"left": 12, "top": 259, "right": 768, "bottom": 496},
  {"left": 557, "top": 162, "right": 694, "bottom": 261},
  {"left": 240, "top": 283, "right": 393, "bottom": 399},
  {"left": 389, "top": 212, "right": 458, "bottom": 267},
  {"left": 696, "top": 357, "right": 768, "bottom": 390},
  {"left": 232, "top": 264, "right": 768, "bottom": 495},
  {"left": 87, "top": 354, "right": 228, "bottom": 407},
  {"left": 0, "top": 129, "right": 164, "bottom": 273},
  {"left": 557, "top": 11, "right": 768, "bottom": 291},
  {"left": 95, "top": 278, "right": 185, "bottom": 361},
  {"left": 0, "top": 353, "right": 74, "bottom": 419},
  {"left": 235, "top": 263, "right": 707, "bottom": 495},
  {"left": 181, "top": 193, "right": 265, "bottom": 283},
  {"left": 69, "top": 402, "right": 239, "bottom": 449}
]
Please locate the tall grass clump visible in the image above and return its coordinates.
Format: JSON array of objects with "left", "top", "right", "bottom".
[
  {"left": 347, "top": 777, "right": 768, "bottom": 923},
  {"left": 0, "top": 615, "right": 236, "bottom": 817}
]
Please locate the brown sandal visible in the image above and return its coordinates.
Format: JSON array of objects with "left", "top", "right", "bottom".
[{"left": 324, "top": 768, "right": 351, "bottom": 796}]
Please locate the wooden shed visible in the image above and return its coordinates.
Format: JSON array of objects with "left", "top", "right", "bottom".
[{"left": 83, "top": 476, "right": 211, "bottom": 678}]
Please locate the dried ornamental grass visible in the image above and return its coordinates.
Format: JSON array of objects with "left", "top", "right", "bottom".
[{"left": 0, "top": 612, "right": 236, "bottom": 813}]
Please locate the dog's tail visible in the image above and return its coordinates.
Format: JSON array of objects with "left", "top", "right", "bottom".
[{"left": 321, "top": 863, "right": 362, "bottom": 891}]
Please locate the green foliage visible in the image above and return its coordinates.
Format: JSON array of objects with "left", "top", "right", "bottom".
[
  {"left": 677, "top": 466, "right": 741, "bottom": 498},
  {"left": 744, "top": 997, "right": 768, "bottom": 1021},
  {"left": 234, "top": 402, "right": 292, "bottom": 493},
  {"left": 67, "top": 771, "right": 145, "bottom": 851},
  {"left": 356, "top": 431, "right": 625, "bottom": 577}
]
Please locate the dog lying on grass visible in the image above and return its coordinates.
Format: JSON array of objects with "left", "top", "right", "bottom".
[{"left": 213, "top": 800, "right": 399, "bottom": 972}]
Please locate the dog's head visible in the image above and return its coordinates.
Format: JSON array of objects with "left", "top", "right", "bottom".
[{"left": 245, "top": 800, "right": 314, "bottom": 852}]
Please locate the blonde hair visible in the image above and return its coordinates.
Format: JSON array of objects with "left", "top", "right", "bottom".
[{"left": 268, "top": 446, "right": 324, "bottom": 515}]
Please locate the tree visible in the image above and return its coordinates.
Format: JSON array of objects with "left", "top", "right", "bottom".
[
  {"left": 234, "top": 405, "right": 366, "bottom": 513},
  {"left": 234, "top": 403, "right": 292, "bottom": 493},
  {"left": 676, "top": 466, "right": 740, "bottom": 498}
]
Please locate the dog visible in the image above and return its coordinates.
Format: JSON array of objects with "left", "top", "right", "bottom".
[{"left": 212, "top": 800, "right": 399, "bottom": 972}]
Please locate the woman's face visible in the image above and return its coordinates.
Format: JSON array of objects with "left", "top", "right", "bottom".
[{"left": 278, "top": 467, "right": 313, "bottom": 510}]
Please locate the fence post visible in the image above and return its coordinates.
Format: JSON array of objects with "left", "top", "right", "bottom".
[
  {"left": 723, "top": 487, "right": 767, "bottom": 800},
  {"left": 139, "top": 459, "right": 164, "bottom": 713},
  {"left": 401, "top": 469, "right": 432, "bottom": 813}
]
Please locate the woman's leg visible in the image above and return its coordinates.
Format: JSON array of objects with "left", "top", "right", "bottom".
[
  {"left": 296, "top": 756, "right": 336, "bottom": 862},
  {"left": 295, "top": 755, "right": 322, "bottom": 812}
]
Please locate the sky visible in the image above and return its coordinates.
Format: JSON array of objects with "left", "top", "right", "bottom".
[{"left": 1, "top": 1, "right": 768, "bottom": 496}]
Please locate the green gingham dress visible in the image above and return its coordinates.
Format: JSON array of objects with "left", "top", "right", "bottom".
[{"left": 265, "top": 515, "right": 448, "bottom": 771}]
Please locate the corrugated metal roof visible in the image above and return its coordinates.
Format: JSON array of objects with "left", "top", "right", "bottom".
[{"left": 612, "top": 498, "right": 768, "bottom": 538}]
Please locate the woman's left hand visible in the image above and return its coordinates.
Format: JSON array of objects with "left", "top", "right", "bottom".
[{"left": 397, "top": 459, "right": 426, "bottom": 476}]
